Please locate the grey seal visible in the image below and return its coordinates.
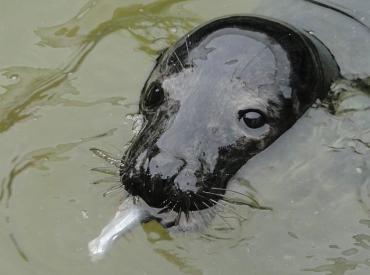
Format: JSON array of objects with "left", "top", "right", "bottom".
[{"left": 119, "top": 15, "right": 340, "bottom": 230}]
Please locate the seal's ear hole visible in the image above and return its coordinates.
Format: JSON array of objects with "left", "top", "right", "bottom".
[
  {"left": 145, "top": 82, "right": 164, "bottom": 108},
  {"left": 238, "top": 109, "right": 266, "bottom": 129}
]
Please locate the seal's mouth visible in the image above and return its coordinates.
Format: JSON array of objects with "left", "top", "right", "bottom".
[{"left": 121, "top": 171, "right": 228, "bottom": 220}]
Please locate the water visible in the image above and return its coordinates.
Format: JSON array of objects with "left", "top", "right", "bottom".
[{"left": 0, "top": 0, "right": 369, "bottom": 274}]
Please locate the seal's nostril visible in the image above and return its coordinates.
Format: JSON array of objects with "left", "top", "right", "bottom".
[
  {"left": 174, "top": 169, "right": 198, "bottom": 193},
  {"left": 148, "top": 152, "right": 184, "bottom": 179}
]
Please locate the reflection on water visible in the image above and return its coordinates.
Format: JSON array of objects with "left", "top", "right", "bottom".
[
  {"left": 143, "top": 221, "right": 203, "bottom": 274},
  {"left": 154, "top": 248, "right": 203, "bottom": 275},
  {"left": 300, "top": 79, "right": 370, "bottom": 274},
  {"left": 329, "top": 77, "right": 370, "bottom": 115},
  {"left": 0, "top": 128, "right": 116, "bottom": 266},
  {"left": 36, "top": 0, "right": 198, "bottom": 55},
  {"left": 0, "top": 128, "right": 116, "bottom": 206},
  {"left": 0, "top": 66, "right": 126, "bottom": 133},
  {"left": 304, "top": 257, "right": 363, "bottom": 275},
  {"left": 303, "top": 223, "right": 370, "bottom": 274},
  {"left": 303, "top": 0, "right": 370, "bottom": 32},
  {"left": 9, "top": 233, "right": 29, "bottom": 262},
  {"left": 0, "top": 0, "right": 198, "bottom": 134}
]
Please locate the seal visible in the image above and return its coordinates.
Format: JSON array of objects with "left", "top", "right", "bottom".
[
  {"left": 118, "top": 15, "right": 339, "bottom": 230},
  {"left": 88, "top": 15, "right": 341, "bottom": 259}
]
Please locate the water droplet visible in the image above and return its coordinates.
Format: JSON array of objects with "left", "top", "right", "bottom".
[
  {"left": 1, "top": 72, "right": 20, "bottom": 84},
  {"left": 126, "top": 114, "right": 144, "bottom": 135},
  {"left": 9, "top": 74, "right": 19, "bottom": 80},
  {"left": 82, "top": 210, "right": 89, "bottom": 219}
]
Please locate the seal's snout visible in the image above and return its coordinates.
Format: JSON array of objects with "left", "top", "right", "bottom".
[
  {"left": 147, "top": 149, "right": 186, "bottom": 180},
  {"left": 148, "top": 149, "right": 200, "bottom": 193},
  {"left": 174, "top": 167, "right": 198, "bottom": 193},
  {"left": 122, "top": 144, "right": 209, "bottom": 210}
]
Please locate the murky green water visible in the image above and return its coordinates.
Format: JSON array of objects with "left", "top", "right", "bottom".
[{"left": 0, "top": 0, "right": 369, "bottom": 274}]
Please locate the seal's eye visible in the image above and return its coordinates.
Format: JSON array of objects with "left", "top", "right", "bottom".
[
  {"left": 239, "top": 109, "right": 266, "bottom": 129},
  {"left": 145, "top": 82, "right": 164, "bottom": 108}
]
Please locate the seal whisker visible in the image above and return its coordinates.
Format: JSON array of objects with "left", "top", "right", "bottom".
[
  {"left": 209, "top": 187, "right": 259, "bottom": 204},
  {"left": 193, "top": 201, "right": 207, "bottom": 226},
  {"left": 90, "top": 148, "right": 122, "bottom": 168},
  {"left": 193, "top": 194, "right": 220, "bottom": 221},
  {"left": 185, "top": 35, "right": 190, "bottom": 56},
  {"left": 202, "top": 202, "right": 234, "bottom": 230},
  {"left": 200, "top": 200, "right": 212, "bottom": 209},
  {"left": 91, "top": 177, "right": 121, "bottom": 185},
  {"left": 102, "top": 184, "right": 124, "bottom": 197},
  {"left": 197, "top": 192, "right": 247, "bottom": 220},
  {"left": 175, "top": 206, "right": 182, "bottom": 226},
  {"left": 91, "top": 167, "right": 120, "bottom": 177},
  {"left": 203, "top": 190, "right": 272, "bottom": 210},
  {"left": 193, "top": 192, "right": 214, "bottom": 207},
  {"left": 161, "top": 198, "right": 171, "bottom": 206},
  {"left": 215, "top": 212, "right": 234, "bottom": 230},
  {"left": 196, "top": 193, "right": 244, "bottom": 225},
  {"left": 208, "top": 198, "right": 247, "bottom": 220},
  {"left": 203, "top": 190, "right": 259, "bottom": 208},
  {"left": 173, "top": 50, "right": 185, "bottom": 71},
  {"left": 209, "top": 206, "right": 233, "bottom": 230},
  {"left": 200, "top": 201, "right": 215, "bottom": 214},
  {"left": 169, "top": 201, "right": 179, "bottom": 215},
  {"left": 157, "top": 203, "right": 171, "bottom": 214},
  {"left": 193, "top": 201, "right": 201, "bottom": 211},
  {"left": 184, "top": 34, "right": 194, "bottom": 71}
]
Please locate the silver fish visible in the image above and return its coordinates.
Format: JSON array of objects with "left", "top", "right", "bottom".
[{"left": 88, "top": 197, "right": 150, "bottom": 261}]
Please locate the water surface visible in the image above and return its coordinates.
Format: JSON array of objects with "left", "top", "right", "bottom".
[{"left": 0, "top": 0, "right": 370, "bottom": 274}]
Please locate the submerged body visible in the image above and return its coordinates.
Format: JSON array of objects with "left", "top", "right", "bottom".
[{"left": 89, "top": 15, "right": 339, "bottom": 258}]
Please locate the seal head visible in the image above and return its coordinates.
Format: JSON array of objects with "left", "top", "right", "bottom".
[{"left": 120, "top": 16, "right": 339, "bottom": 229}]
